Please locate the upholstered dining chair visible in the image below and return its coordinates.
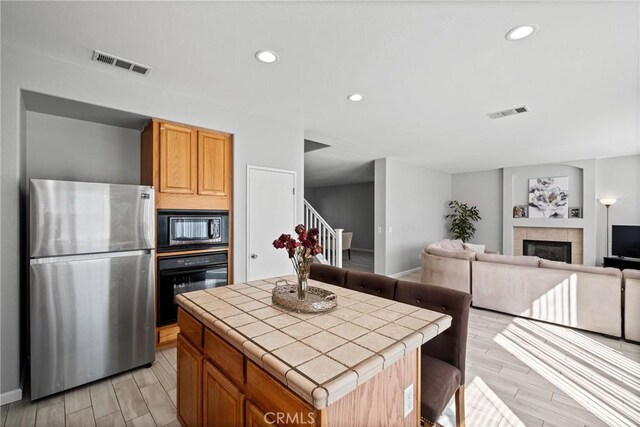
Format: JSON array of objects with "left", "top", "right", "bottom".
[
  {"left": 395, "top": 280, "right": 472, "bottom": 427},
  {"left": 342, "top": 231, "right": 353, "bottom": 260}
]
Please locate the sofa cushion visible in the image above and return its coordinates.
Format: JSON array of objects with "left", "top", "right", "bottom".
[
  {"left": 309, "top": 264, "right": 347, "bottom": 287},
  {"left": 623, "top": 269, "right": 640, "bottom": 280},
  {"left": 420, "top": 355, "right": 462, "bottom": 424},
  {"left": 344, "top": 271, "right": 397, "bottom": 300},
  {"left": 540, "top": 260, "right": 622, "bottom": 277},
  {"left": 476, "top": 252, "right": 540, "bottom": 267},
  {"left": 426, "top": 247, "right": 476, "bottom": 261}
]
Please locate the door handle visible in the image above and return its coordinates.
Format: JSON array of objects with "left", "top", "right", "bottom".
[{"left": 250, "top": 254, "right": 258, "bottom": 259}]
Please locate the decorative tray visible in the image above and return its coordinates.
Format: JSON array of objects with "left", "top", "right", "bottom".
[{"left": 272, "top": 281, "right": 338, "bottom": 313}]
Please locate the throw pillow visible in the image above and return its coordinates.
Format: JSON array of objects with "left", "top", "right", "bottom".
[
  {"left": 450, "top": 239, "right": 465, "bottom": 251},
  {"left": 464, "top": 243, "right": 486, "bottom": 253}
]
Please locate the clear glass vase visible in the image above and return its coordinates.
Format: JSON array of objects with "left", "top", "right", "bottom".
[{"left": 297, "top": 273, "right": 309, "bottom": 301}]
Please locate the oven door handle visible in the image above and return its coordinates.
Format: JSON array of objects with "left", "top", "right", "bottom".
[{"left": 158, "top": 265, "right": 227, "bottom": 274}]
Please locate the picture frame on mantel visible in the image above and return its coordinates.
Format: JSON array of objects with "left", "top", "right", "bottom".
[
  {"left": 513, "top": 205, "right": 528, "bottom": 218},
  {"left": 569, "top": 207, "right": 582, "bottom": 218}
]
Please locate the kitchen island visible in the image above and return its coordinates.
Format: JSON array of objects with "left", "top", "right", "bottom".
[{"left": 175, "top": 276, "right": 451, "bottom": 427}]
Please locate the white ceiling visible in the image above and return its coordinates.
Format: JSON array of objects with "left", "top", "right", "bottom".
[{"left": 3, "top": 1, "right": 639, "bottom": 175}]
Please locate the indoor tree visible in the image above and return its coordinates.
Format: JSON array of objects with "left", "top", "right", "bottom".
[{"left": 445, "top": 200, "right": 481, "bottom": 242}]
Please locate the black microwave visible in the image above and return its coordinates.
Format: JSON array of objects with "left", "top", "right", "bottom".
[{"left": 157, "top": 210, "right": 229, "bottom": 252}]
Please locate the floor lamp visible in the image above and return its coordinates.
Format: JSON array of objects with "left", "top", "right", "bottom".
[{"left": 599, "top": 198, "right": 616, "bottom": 257}]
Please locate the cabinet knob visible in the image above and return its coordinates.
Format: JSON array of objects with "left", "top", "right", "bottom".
[{"left": 250, "top": 253, "right": 258, "bottom": 259}]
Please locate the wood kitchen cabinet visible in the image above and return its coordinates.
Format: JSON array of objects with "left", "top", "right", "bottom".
[
  {"left": 141, "top": 119, "right": 233, "bottom": 210},
  {"left": 177, "top": 334, "right": 203, "bottom": 427},
  {"left": 203, "top": 361, "right": 245, "bottom": 427},
  {"left": 198, "top": 131, "right": 231, "bottom": 198},
  {"left": 245, "top": 403, "right": 275, "bottom": 427},
  {"left": 176, "top": 308, "right": 321, "bottom": 427},
  {"left": 141, "top": 119, "right": 234, "bottom": 349},
  {"left": 159, "top": 123, "right": 197, "bottom": 195}
]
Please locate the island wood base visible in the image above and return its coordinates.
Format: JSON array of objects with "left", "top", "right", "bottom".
[{"left": 176, "top": 308, "right": 421, "bottom": 427}]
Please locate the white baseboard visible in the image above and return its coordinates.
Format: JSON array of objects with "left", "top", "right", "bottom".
[
  {"left": 389, "top": 267, "right": 420, "bottom": 279},
  {"left": 1, "top": 387, "right": 22, "bottom": 405},
  {"left": 350, "top": 247, "right": 374, "bottom": 253}
]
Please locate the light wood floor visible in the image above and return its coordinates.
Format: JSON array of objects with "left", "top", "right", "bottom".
[
  {"left": 400, "top": 270, "right": 640, "bottom": 427},
  {"left": 1, "top": 348, "right": 179, "bottom": 427},
  {"left": 3, "top": 272, "right": 639, "bottom": 427}
]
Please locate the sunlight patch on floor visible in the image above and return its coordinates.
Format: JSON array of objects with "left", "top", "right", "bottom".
[
  {"left": 437, "top": 376, "right": 527, "bottom": 427},
  {"left": 494, "top": 318, "right": 640, "bottom": 426}
]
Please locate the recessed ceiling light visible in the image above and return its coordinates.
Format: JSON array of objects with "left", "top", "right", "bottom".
[
  {"left": 255, "top": 50, "right": 279, "bottom": 63},
  {"left": 347, "top": 93, "right": 365, "bottom": 102},
  {"left": 505, "top": 24, "right": 538, "bottom": 41}
]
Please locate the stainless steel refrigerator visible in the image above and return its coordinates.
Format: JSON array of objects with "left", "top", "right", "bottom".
[{"left": 29, "top": 179, "right": 155, "bottom": 400}]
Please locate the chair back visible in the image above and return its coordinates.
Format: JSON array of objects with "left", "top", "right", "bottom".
[
  {"left": 342, "top": 232, "right": 353, "bottom": 250},
  {"left": 395, "top": 280, "right": 472, "bottom": 383},
  {"left": 344, "top": 270, "right": 397, "bottom": 300},
  {"left": 309, "top": 263, "right": 348, "bottom": 287}
]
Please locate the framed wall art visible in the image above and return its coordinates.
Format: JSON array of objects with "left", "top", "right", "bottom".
[{"left": 528, "top": 177, "right": 569, "bottom": 219}]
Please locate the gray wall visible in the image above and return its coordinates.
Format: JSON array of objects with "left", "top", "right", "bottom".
[
  {"left": 451, "top": 169, "right": 503, "bottom": 252},
  {"left": 376, "top": 158, "right": 451, "bottom": 275},
  {"left": 306, "top": 182, "right": 374, "bottom": 251},
  {"left": 596, "top": 155, "right": 640, "bottom": 261},
  {"left": 304, "top": 186, "right": 316, "bottom": 206},
  {"left": 374, "top": 159, "right": 387, "bottom": 274},
  {"left": 451, "top": 155, "right": 640, "bottom": 260},
  {"left": 1, "top": 44, "right": 304, "bottom": 400},
  {"left": 27, "top": 112, "right": 141, "bottom": 184}
]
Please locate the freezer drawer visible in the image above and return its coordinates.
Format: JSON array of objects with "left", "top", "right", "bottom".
[{"left": 30, "top": 251, "right": 155, "bottom": 400}]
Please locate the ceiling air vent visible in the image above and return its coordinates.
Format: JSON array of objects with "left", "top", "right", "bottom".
[
  {"left": 91, "top": 50, "right": 152, "bottom": 76},
  {"left": 487, "top": 105, "right": 529, "bottom": 119}
]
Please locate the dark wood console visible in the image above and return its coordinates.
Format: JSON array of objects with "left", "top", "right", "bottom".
[{"left": 603, "top": 256, "right": 640, "bottom": 270}]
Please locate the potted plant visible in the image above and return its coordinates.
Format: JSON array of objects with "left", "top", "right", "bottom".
[{"left": 445, "top": 201, "right": 481, "bottom": 242}]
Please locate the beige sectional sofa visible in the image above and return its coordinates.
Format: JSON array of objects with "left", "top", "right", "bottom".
[
  {"left": 624, "top": 269, "right": 640, "bottom": 342},
  {"left": 420, "top": 247, "right": 475, "bottom": 294},
  {"left": 421, "top": 246, "right": 627, "bottom": 338}
]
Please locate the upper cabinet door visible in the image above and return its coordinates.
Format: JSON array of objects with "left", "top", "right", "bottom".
[
  {"left": 198, "top": 131, "right": 231, "bottom": 197},
  {"left": 160, "top": 123, "right": 197, "bottom": 194}
]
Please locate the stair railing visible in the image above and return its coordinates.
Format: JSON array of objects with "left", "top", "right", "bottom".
[{"left": 303, "top": 200, "right": 343, "bottom": 268}]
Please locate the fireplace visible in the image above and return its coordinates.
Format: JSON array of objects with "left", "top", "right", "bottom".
[{"left": 523, "top": 240, "right": 572, "bottom": 263}]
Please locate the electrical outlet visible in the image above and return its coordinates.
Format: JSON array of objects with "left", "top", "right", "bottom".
[{"left": 403, "top": 383, "right": 414, "bottom": 417}]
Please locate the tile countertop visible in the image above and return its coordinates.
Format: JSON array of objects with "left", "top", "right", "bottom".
[{"left": 176, "top": 275, "right": 452, "bottom": 410}]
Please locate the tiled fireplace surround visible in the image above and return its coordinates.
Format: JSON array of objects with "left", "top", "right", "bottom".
[{"left": 513, "top": 227, "right": 584, "bottom": 265}]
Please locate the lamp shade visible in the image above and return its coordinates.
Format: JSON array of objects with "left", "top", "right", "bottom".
[{"left": 599, "top": 198, "right": 617, "bottom": 207}]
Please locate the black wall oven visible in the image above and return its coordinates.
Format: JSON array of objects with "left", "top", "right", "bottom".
[
  {"left": 158, "top": 210, "right": 229, "bottom": 252},
  {"left": 157, "top": 252, "right": 228, "bottom": 326}
]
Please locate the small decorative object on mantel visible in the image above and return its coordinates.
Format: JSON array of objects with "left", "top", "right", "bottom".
[
  {"left": 528, "top": 177, "right": 569, "bottom": 219},
  {"left": 569, "top": 207, "right": 582, "bottom": 218},
  {"left": 272, "top": 225, "right": 337, "bottom": 312},
  {"left": 513, "top": 205, "right": 528, "bottom": 218}
]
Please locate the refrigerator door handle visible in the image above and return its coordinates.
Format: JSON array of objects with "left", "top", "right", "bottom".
[{"left": 30, "top": 249, "right": 154, "bottom": 265}]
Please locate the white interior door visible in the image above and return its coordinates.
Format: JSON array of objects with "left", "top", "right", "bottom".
[{"left": 247, "top": 166, "right": 296, "bottom": 281}]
